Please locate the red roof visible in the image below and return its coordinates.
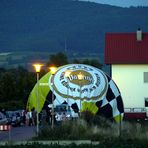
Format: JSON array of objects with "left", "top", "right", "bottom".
[{"left": 105, "top": 32, "right": 148, "bottom": 64}]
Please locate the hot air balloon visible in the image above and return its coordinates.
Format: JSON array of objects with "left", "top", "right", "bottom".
[{"left": 27, "top": 64, "right": 124, "bottom": 122}]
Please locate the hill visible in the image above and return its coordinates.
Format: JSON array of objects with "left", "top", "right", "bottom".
[{"left": 0, "top": 0, "right": 148, "bottom": 69}]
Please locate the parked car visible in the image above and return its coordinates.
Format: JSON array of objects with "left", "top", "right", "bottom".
[
  {"left": 6, "top": 111, "right": 23, "bottom": 126},
  {"left": 55, "top": 104, "right": 72, "bottom": 121},
  {"left": 11, "top": 111, "right": 23, "bottom": 126},
  {"left": 0, "top": 112, "right": 8, "bottom": 125}
]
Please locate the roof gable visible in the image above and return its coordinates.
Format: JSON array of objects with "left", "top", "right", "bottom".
[{"left": 105, "top": 32, "right": 148, "bottom": 64}]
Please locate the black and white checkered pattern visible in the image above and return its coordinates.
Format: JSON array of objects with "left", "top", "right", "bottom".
[{"left": 96, "top": 75, "right": 124, "bottom": 120}]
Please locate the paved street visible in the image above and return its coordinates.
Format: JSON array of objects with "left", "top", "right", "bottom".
[{"left": 0, "top": 126, "right": 36, "bottom": 141}]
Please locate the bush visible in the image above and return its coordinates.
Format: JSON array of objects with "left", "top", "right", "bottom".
[
  {"left": 31, "top": 115, "right": 148, "bottom": 144},
  {"left": 33, "top": 118, "right": 118, "bottom": 141}
]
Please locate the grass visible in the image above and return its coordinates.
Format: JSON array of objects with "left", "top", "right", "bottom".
[{"left": 32, "top": 117, "right": 148, "bottom": 141}]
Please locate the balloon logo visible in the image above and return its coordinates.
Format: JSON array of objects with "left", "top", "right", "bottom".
[{"left": 68, "top": 70, "right": 93, "bottom": 86}]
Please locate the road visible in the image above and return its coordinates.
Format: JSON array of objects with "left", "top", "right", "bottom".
[{"left": 0, "top": 126, "right": 36, "bottom": 141}]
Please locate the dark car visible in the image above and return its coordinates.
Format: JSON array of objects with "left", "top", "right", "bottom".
[
  {"left": 11, "top": 111, "right": 23, "bottom": 126},
  {"left": 6, "top": 111, "right": 23, "bottom": 126},
  {"left": 55, "top": 104, "right": 72, "bottom": 121},
  {"left": 0, "top": 112, "right": 8, "bottom": 125}
]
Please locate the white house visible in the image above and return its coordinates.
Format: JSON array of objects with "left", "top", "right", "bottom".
[{"left": 105, "top": 29, "right": 148, "bottom": 118}]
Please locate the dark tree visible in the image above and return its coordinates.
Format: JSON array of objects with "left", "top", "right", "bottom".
[
  {"left": 47, "top": 52, "right": 69, "bottom": 67},
  {"left": 0, "top": 67, "right": 37, "bottom": 109}
]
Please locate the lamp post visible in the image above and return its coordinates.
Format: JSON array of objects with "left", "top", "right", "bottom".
[
  {"left": 49, "top": 66, "right": 57, "bottom": 129},
  {"left": 33, "top": 64, "right": 43, "bottom": 136},
  {"left": 65, "top": 70, "right": 71, "bottom": 105},
  {"left": 119, "top": 113, "right": 122, "bottom": 137},
  {"left": 77, "top": 72, "right": 84, "bottom": 112}
]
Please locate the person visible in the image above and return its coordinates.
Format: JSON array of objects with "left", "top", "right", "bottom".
[
  {"left": 40, "top": 109, "right": 47, "bottom": 125},
  {"left": 1, "top": 108, "right": 6, "bottom": 117},
  {"left": 22, "top": 110, "right": 26, "bottom": 126},
  {"left": 62, "top": 112, "right": 67, "bottom": 121},
  {"left": 146, "top": 107, "right": 148, "bottom": 118},
  {"left": 46, "top": 109, "right": 51, "bottom": 125},
  {"left": 25, "top": 110, "right": 30, "bottom": 126},
  {"left": 55, "top": 112, "right": 62, "bottom": 124},
  {"left": 31, "top": 107, "right": 37, "bottom": 126}
]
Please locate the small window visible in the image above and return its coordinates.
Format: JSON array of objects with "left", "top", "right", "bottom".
[
  {"left": 145, "top": 98, "right": 148, "bottom": 107},
  {"left": 144, "top": 72, "right": 148, "bottom": 83}
]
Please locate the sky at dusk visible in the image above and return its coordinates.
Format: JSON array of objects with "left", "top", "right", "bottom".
[{"left": 81, "top": 0, "right": 148, "bottom": 7}]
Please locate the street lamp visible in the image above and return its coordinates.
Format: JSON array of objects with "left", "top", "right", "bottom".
[
  {"left": 65, "top": 70, "right": 71, "bottom": 105},
  {"left": 33, "top": 63, "right": 43, "bottom": 136},
  {"left": 77, "top": 72, "right": 84, "bottom": 112},
  {"left": 50, "top": 67, "right": 57, "bottom": 75},
  {"left": 49, "top": 66, "right": 57, "bottom": 129}
]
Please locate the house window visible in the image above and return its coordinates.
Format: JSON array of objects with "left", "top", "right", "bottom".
[
  {"left": 144, "top": 72, "right": 148, "bottom": 83},
  {"left": 145, "top": 98, "right": 148, "bottom": 107}
]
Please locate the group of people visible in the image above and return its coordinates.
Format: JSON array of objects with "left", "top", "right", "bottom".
[
  {"left": 23, "top": 108, "right": 73, "bottom": 126},
  {"left": 22, "top": 108, "right": 59, "bottom": 126},
  {"left": 1, "top": 107, "right": 77, "bottom": 127}
]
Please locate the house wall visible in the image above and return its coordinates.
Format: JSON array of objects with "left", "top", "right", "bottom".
[{"left": 112, "top": 64, "right": 148, "bottom": 108}]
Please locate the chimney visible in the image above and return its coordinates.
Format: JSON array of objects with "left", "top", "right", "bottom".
[{"left": 136, "top": 28, "right": 142, "bottom": 41}]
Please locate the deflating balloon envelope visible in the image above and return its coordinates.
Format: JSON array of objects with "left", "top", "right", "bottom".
[{"left": 27, "top": 64, "right": 124, "bottom": 122}]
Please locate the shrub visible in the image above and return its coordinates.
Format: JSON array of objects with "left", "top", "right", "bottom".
[{"left": 32, "top": 115, "right": 148, "bottom": 142}]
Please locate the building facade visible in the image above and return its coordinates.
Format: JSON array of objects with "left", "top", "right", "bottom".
[{"left": 105, "top": 29, "right": 148, "bottom": 118}]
